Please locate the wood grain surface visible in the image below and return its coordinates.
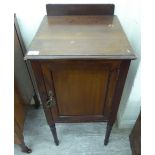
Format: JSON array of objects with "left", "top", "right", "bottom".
[
  {"left": 26, "top": 15, "right": 136, "bottom": 60},
  {"left": 40, "top": 60, "right": 121, "bottom": 122},
  {"left": 46, "top": 4, "right": 115, "bottom": 16}
]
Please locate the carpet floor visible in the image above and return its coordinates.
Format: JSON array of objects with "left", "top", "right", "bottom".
[{"left": 14, "top": 106, "right": 132, "bottom": 155}]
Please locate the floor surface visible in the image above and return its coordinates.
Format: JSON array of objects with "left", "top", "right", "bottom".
[{"left": 14, "top": 106, "right": 132, "bottom": 155}]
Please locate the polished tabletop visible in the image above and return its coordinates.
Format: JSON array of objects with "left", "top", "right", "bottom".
[{"left": 26, "top": 15, "right": 136, "bottom": 60}]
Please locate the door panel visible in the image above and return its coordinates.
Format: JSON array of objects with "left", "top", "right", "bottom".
[
  {"left": 41, "top": 60, "right": 120, "bottom": 122},
  {"left": 53, "top": 65, "right": 109, "bottom": 115}
]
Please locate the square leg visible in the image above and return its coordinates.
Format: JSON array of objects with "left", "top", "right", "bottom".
[
  {"left": 50, "top": 124, "right": 59, "bottom": 146},
  {"left": 104, "top": 122, "right": 113, "bottom": 145}
]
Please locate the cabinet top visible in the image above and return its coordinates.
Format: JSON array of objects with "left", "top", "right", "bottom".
[{"left": 25, "top": 15, "right": 136, "bottom": 60}]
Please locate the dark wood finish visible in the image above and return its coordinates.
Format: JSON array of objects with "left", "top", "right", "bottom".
[
  {"left": 50, "top": 124, "right": 59, "bottom": 146},
  {"left": 29, "top": 61, "right": 59, "bottom": 145},
  {"left": 129, "top": 113, "right": 141, "bottom": 155},
  {"left": 104, "top": 60, "right": 130, "bottom": 144},
  {"left": 56, "top": 115, "right": 107, "bottom": 123},
  {"left": 41, "top": 60, "right": 121, "bottom": 122},
  {"left": 104, "top": 122, "right": 112, "bottom": 145},
  {"left": 26, "top": 15, "right": 136, "bottom": 60},
  {"left": 28, "top": 5, "right": 136, "bottom": 146},
  {"left": 14, "top": 81, "right": 32, "bottom": 153},
  {"left": 46, "top": 4, "right": 115, "bottom": 16},
  {"left": 109, "top": 60, "right": 130, "bottom": 124},
  {"left": 31, "top": 59, "right": 130, "bottom": 145},
  {"left": 31, "top": 61, "right": 54, "bottom": 125}
]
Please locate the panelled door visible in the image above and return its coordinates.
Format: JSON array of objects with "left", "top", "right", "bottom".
[{"left": 41, "top": 60, "right": 121, "bottom": 122}]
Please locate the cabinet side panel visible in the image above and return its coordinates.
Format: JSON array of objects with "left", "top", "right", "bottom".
[
  {"left": 31, "top": 61, "right": 53, "bottom": 125},
  {"left": 41, "top": 64, "right": 59, "bottom": 121},
  {"left": 109, "top": 60, "right": 131, "bottom": 124},
  {"left": 103, "top": 67, "right": 120, "bottom": 118}
]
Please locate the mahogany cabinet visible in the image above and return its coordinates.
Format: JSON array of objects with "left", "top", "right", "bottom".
[{"left": 25, "top": 4, "right": 136, "bottom": 146}]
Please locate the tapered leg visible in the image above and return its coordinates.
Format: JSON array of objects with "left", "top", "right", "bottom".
[
  {"left": 104, "top": 122, "right": 113, "bottom": 145},
  {"left": 20, "top": 142, "right": 32, "bottom": 153},
  {"left": 33, "top": 93, "right": 40, "bottom": 109},
  {"left": 50, "top": 124, "right": 59, "bottom": 146}
]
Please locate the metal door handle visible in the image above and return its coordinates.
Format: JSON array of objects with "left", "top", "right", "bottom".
[{"left": 45, "top": 90, "right": 56, "bottom": 108}]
